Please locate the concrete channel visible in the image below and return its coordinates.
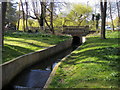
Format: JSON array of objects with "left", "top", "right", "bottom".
[{"left": 2, "top": 37, "right": 86, "bottom": 90}]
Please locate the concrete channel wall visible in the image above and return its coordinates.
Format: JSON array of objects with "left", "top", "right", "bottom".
[{"left": 1, "top": 39, "right": 72, "bottom": 88}]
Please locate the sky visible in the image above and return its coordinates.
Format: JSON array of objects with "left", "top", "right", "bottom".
[{"left": 69, "top": 0, "right": 98, "bottom": 5}]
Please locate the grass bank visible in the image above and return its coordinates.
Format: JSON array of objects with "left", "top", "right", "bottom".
[
  {"left": 48, "top": 31, "right": 120, "bottom": 88},
  {"left": 3, "top": 32, "right": 70, "bottom": 63}
]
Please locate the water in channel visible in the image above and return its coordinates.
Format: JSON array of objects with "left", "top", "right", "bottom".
[{"left": 3, "top": 45, "right": 78, "bottom": 90}]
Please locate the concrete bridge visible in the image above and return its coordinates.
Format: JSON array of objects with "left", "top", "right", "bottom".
[{"left": 63, "top": 26, "right": 90, "bottom": 45}]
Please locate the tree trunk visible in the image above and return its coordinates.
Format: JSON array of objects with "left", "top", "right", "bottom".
[
  {"left": 25, "top": 1, "right": 28, "bottom": 31},
  {"left": 45, "top": 18, "right": 51, "bottom": 31},
  {"left": 96, "top": 20, "right": 99, "bottom": 29},
  {"left": 17, "top": 2, "right": 20, "bottom": 30},
  {"left": 0, "top": 4, "right": 2, "bottom": 48},
  {"left": 100, "top": 0, "right": 107, "bottom": 39},
  {"left": 1, "top": 2, "right": 7, "bottom": 49},
  {"left": 20, "top": 0, "right": 26, "bottom": 32},
  {"left": 40, "top": 1, "right": 46, "bottom": 30},
  {"left": 116, "top": 0, "right": 120, "bottom": 27},
  {"left": 96, "top": 13, "right": 100, "bottom": 30},
  {"left": 109, "top": 2, "right": 114, "bottom": 31},
  {"left": 50, "top": 1, "right": 54, "bottom": 34}
]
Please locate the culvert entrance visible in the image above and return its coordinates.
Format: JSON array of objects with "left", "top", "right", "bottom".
[{"left": 72, "top": 36, "right": 82, "bottom": 45}]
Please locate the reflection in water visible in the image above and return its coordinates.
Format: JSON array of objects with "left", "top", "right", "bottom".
[
  {"left": 31, "top": 46, "right": 76, "bottom": 71},
  {"left": 3, "top": 46, "right": 78, "bottom": 90}
]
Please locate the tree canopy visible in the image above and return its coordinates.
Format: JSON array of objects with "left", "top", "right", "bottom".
[{"left": 54, "top": 3, "right": 92, "bottom": 26}]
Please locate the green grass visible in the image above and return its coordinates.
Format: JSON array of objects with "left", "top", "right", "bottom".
[
  {"left": 3, "top": 32, "right": 70, "bottom": 63},
  {"left": 48, "top": 31, "right": 120, "bottom": 88}
]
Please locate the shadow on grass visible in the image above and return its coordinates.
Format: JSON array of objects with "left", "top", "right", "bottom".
[
  {"left": 3, "top": 44, "right": 34, "bottom": 63},
  {"left": 5, "top": 39, "right": 47, "bottom": 48},
  {"left": 65, "top": 47, "right": 119, "bottom": 65},
  {"left": 64, "top": 37, "right": 120, "bottom": 69}
]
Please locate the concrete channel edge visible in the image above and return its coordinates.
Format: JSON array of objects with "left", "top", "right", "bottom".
[
  {"left": 1, "top": 38, "right": 72, "bottom": 88},
  {"left": 43, "top": 45, "right": 80, "bottom": 89}
]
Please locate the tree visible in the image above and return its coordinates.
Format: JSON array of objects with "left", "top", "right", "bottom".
[
  {"left": 30, "top": 0, "right": 46, "bottom": 30},
  {"left": 30, "top": 0, "right": 41, "bottom": 27},
  {"left": 92, "top": 14, "right": 95, "bottom": 21},
  {"left": 43, "top": 0, "right": 56, "bottom": 34},
  {"left": 0, "top": 3, "right": 2, "bottom": 48},
  {"left": 5, "top": 2, "right": 17, "bottom": 30},
  {"left": 50, "top": 1, "right": 54, "bottom": 34},
  {"left": 62, "top": 3, "right": 92, "bottom": 26},
  {"left": 40, "top": 1, "right": 46, "bottom": 30},
  {"left": 100, "top": 0, "right": 107, "bottom": 39},
  {"left": 20, "top": 0, "right": 26, "bottom": 32},
  {"left": 109, "top": 2, "right": 114, "bottom": 31},
  {"left": 113, "top": 17, "right": 119, "bottom": 27},
  {"left": 116, "top": 0, "right": 120, "bottom": 27},
  {"left": 17, "top": 2, "right": 21, "bottom": 30},
  {"left": 25, "top": 0, "right": 29, "bottom": 30},
  {"left": 1, "top": 2, "right": 7, "bottom": 48},
  {"left": 95, "top": 13, "right": 100, "bottom": 30}
]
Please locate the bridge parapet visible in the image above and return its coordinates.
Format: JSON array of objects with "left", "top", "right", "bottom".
[{"left": 63, "top": 26, "right": 89, "bottom": 36}]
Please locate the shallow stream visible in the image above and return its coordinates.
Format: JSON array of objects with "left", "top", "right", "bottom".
[{"left": 3, "top": 45, "right": 78, "bottom": 90}]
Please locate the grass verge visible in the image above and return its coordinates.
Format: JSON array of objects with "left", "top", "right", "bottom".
[
  {"left": 3, "top": 32, "right": 70, "bottom": 63},
  {"left": 48, "top": 31, "right": 120, "bottom": 88}
]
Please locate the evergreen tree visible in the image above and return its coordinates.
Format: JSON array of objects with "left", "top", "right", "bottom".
[{"left": 5, "top": 1, "right": 17, "bottom": 30}]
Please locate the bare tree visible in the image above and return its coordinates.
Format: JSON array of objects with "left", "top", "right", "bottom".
[
  {"left": 42, "top": 0, "right": 55, "bottom": 34},
  {"left": 30, "top": 0, "right": 46, "bottom": 30},
  {"left": 100, "top": 0, "right": 107, "bottom": 39},
  {"left": 109, "top": 2, "right": 114, "bottom": 31},
  {"left": 29, "top": 0, "right": 57, "bottom": 33},
  {"left": 31, "top": 0, "right": 40, "bottom": 25}
]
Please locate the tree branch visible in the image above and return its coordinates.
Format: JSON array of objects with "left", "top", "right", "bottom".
[{"left": 29, "top": 15, "right": 38, "bottom": 19}]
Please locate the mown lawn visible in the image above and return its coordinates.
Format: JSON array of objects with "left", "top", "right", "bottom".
[
  {"left": 3, "top": 32, "right": 70, "bottom": 63},
  {"left": 48, "top": 31, "right": 120, "bottom": 88}
]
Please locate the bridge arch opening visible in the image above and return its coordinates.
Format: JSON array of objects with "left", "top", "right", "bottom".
[{"left": 72, "top": 36, "right": 82, "bottom": 45}]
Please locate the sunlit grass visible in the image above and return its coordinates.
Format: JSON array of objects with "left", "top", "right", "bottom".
[
  {"left": 4, "top": 37, "right": 51, "bottom": 50},
  {"left": 48, "top": 31, "right": 120, "bottom": 88},
  {"left": 3, "top": 32, "right": 70, "bottom": 63}
]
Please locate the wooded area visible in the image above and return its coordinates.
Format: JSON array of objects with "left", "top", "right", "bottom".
[{"left": 0, "top": 0, "right": 120, "bottom": 47}]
